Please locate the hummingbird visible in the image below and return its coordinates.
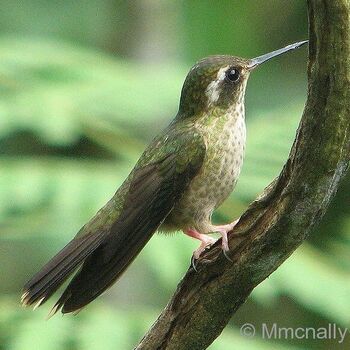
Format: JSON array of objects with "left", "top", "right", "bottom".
[{"left": 21, "top": 40, "right": 307, "bottom": 315}]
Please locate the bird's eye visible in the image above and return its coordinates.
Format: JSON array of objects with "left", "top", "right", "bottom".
[{"left": 225, "top": 68, "right": 240, "bottom": 83}]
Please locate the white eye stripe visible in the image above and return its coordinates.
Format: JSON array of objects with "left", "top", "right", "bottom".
[{"left": 205, "top": 65, "right": 230, "bottom": 105}]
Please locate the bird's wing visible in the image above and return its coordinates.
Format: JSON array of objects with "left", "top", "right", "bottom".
[{"left": 22, "top": 128, "right": 206, "bottom": 314}]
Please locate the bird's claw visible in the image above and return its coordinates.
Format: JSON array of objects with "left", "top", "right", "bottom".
[
  {"left": 191, "top": 255, "right": 198, "bottom": 272},
  {"left": 223, "top": 248, "right": 233, "bottom": 262},
  {"left": 191, "top": 244, "right": 232, "bottom": 271}
]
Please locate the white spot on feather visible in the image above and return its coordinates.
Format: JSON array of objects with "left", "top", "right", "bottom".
[
  {"left": 46, "top": 303, "right": 60, "bottom": 319},
  {"left": 33, "top": 296, "right": 45, "bottom": 310},
  {"left": 205, "top": 65, "right": 229, "bottom": 105},
  {"left": 21, "top": 291, "right": 28, "bottom": 301}
]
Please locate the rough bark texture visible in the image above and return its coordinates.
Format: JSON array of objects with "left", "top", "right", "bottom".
[{"left": 136, "top": 1, "right": 350, "bottom": 349}]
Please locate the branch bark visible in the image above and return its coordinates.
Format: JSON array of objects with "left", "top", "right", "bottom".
[{"left": 136, "top": 1, "right": 350, "bottom": 349}]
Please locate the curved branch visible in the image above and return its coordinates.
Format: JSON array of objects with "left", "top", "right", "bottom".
[{"left": 136, "top": 1, "right": 350, "bottom": 349}]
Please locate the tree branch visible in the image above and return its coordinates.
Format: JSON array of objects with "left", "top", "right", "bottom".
[{"left": 136, "top": 1, "right": 350, "bottom": 349}]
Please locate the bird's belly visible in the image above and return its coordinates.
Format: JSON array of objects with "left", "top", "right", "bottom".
[{"left": 164, "top": 115, "right": 246, "bottom": 233}]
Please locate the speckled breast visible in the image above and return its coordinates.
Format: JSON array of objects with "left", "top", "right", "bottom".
[{"left": 166, "top": 110, "right": 246, "bottom": 232}]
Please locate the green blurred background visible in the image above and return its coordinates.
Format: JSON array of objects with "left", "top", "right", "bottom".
[{"left": 0, "top": 1, "right": 349, "bottom": 349}]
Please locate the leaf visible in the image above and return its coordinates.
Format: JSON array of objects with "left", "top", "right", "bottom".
[
  {"left": 0, "top": 37, "right": 184, "bottom": 146},
  {"left": 252, "top": 244, "right": 350, "bottom": 326}
]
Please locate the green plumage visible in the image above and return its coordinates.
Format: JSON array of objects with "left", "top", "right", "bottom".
[
  {"left": 21, "top": 41, "right": 308, "bottom": 314},
  {"left": 22, "top": 120, "right": 206, "bottom": 313}
]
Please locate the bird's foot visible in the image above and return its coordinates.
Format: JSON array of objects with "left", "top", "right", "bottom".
[
  {"left": 184, "top": 228, "right": 216, "bottom": 271},
  {"left": 184, "top": 219, "right": 239, "bottom": 269},
  {"left": 213, "top": 218, "right": 240, "bottom": 261}
]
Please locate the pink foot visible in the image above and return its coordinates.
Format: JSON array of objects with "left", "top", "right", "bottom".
[
  {"left": 184, "top": 218, "right": 239, "bottom": 269},
  {"left": 184, "top": 228, "right": 216, "bottom": 260},
  {"left": 214, "top": 219, "right": 239, "bottom": 251},
  {"left": 213, "top": 218, "right": 239, "bottom": 260}
]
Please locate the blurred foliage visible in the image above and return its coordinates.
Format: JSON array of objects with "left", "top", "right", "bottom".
[{"left": 0, "top": 1, "right": 349, "bottom": 350}]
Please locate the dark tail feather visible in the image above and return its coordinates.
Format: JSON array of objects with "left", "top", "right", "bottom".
[
  {"left": 21, "top": 231, "right": 107, "bottom": 309},
  {"left": 21, "top": 156, "right": 178, "bottom": 315},
  {"left": 52, "top": 214, "right": 156, "bottom": 314},
  {"left": 49, "top": 166, "right": 171, "bottom": 315}
]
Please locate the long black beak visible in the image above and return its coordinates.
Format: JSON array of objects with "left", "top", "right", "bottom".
[{"left": 248, "top": 40, "right": 308, "bottom": 70}]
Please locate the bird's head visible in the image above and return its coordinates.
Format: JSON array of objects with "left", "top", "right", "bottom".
[{"left": 177, "top": 41, "right": 307, "bottom": 118}]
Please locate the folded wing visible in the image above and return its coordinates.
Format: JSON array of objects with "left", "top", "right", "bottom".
[{"left": 22, "top": 130, "right": 205, "bottom": 314}]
